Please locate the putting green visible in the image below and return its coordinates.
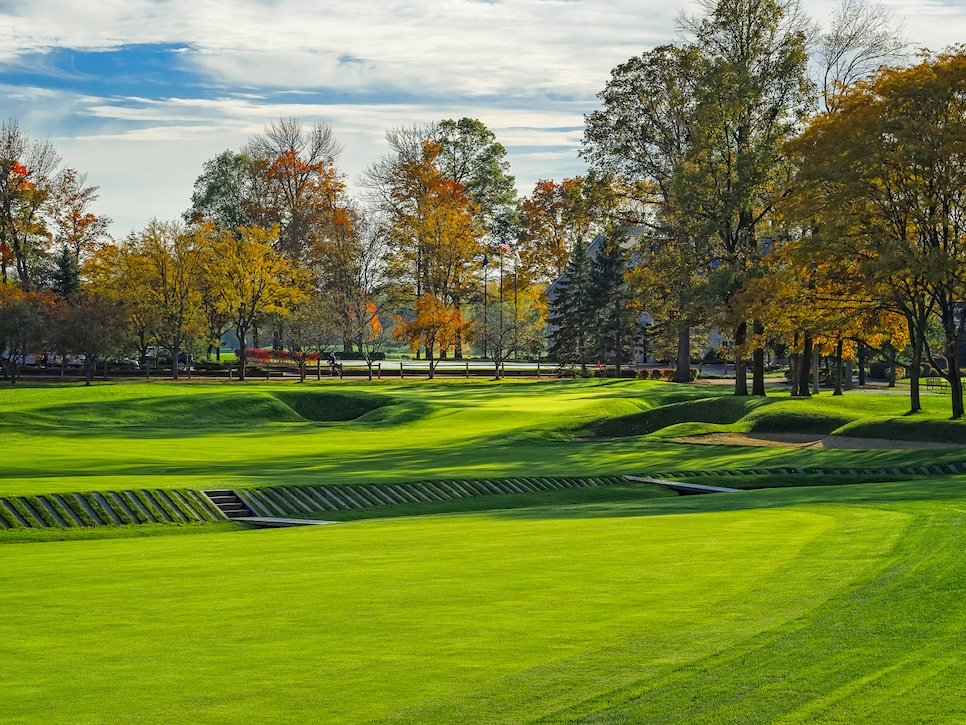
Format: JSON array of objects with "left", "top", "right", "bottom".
[{"left": 0, "top": 485, "right": 912, "bottom": 724}]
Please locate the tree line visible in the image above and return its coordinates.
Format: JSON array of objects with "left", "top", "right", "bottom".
[
  {"left": 0, "top": 114, "right": 618, "bottom": 383},
  {"left": 3, "top": 0, "right": 964, "bottom": 421},
  {"left": 563, "top": 0, "right": 966, "bottom": 419}
]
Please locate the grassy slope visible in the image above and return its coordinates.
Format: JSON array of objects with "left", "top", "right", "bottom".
[
  {"left": 1, "top": 379, "right": 964, "bottom": 497},
  {"left": 5, "top": 479, "right": 966, "bottom": 723}
]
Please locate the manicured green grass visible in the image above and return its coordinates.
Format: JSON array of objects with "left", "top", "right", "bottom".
[
  {"left": 4, "top": 478, "right": 966, "bottom": 722},
  {"left": 0, "top": 379, "right": 964, "bottom": 498},
  {"left": 3, "top": 380, "right": 966, "bottom": 722}
]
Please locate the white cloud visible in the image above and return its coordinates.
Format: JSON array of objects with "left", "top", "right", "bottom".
[{"left": 1, "top": 0, "right": 960, "bottom": 234}]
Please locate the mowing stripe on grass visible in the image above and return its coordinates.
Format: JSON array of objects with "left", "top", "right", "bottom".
[
  {"left": 122, "top": 492, "right": 155, "bottom": 523},
  {"left": 334, "top": 485, "right": 368, "bottom": 508},
  {"left": 13, "top": 498, "right": 47, "bottom": 528},
  {"left": 92, "top": 493, "right": 122, "bottom": 525},
  {"left": 72, "top": 493, "right": 104, "bottom": 525},
  {"left": 155, "top": 491, "right": 189, "bottom": 523},
  {"left": 51, "top": 494, "right": 85, "bottom": 526},
  {"left": 306, "top": 487, "right": 341, "bottom": 512},
  {"left": 1, "top": 499, "right": 29, "bottom": 528},
  {"left": 30, "top": 497, "right": 63, "bottom": 527}
]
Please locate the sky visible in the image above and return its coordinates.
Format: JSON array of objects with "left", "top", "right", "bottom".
[{"left": 1, "top": 0, "right": 963, "bottom": 236}]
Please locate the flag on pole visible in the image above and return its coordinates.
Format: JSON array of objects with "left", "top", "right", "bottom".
[
  {"left": 501, "top": 238, "right": 511, "bottom": 254},
  {"left": 596, "top": 360, "right": 602, "bottom": 371},
  {"left": 482, "top": 255, "right": 489, "bottom": 267}
]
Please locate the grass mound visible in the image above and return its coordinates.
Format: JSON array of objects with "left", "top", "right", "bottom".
[
  {"left": 271, "top": 390, "right": 393, "bottom": 422},
  {"left": 834, "top": 416, "right": 966, "bottom": 444},
  {"left": 584, "top": 395, "right": 772, "bottom": 438},
  {"left": 744, "top": 406, "right": 854, "bottom": 434},
  {"left": 4, "top": 391, "right": 306, "bottom": 431}
]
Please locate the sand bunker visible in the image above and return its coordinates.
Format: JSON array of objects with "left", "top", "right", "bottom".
[{"left": 673, "top": 432, "right": 961, "bottom": 450}]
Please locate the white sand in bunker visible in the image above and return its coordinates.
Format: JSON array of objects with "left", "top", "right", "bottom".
[{"left": 673, "top": 432, "right": 963, "bottom": 450}]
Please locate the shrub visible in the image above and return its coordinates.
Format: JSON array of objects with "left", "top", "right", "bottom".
[{"left": 868, "top": 361, "right": 906, "bottom": 380}]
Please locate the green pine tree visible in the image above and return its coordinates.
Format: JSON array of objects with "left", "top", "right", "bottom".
[
  {"left": 590, "top": 228, "right": 637, "bottom": 376},
  {"left": 548, "top": 237, "right": 595, "bottom": 373}
]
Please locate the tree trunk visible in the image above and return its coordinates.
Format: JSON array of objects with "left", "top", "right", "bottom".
[
  {"left": 752, "top": 320, "right": 765, "bottom": 396},
  {"left": 812, "top": 346, "right": 821, "bottom": 395},
  {"left": 945, "top": 336, "right": 963, "bottom": 419},
  {"left": 857, "top": 343, "right": 866, "bottom": 386},
  {"left": 797, "top": 334, "right": 812, "bottom": 397},
  {"left": 172, "top": 343, "right": 180, "bottom": 381},
  {"left": 833, "top": 338, "right": 844, "bottom": 396},
  {"left": 672, "top": 326, "right": 691, "bottom": 383},
  {"left": 237, "top": 324, "right": 249, "bottom": 381},
  {"left": 734, "top": 321, "right": 748, "bottom": 396}
]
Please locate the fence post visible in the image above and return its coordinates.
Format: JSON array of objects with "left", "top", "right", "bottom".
[
  {"left": 537, "top": 360, "right": 540, "bottom": 378},
  {"left": 465, "top": 361, "right": 469, "bottom": 378},
  {"left": 377, "top": 361, "right": 381, "bottom": 380},
  {"left": 400, "top": 361, "right": 404, "bottom": 379}
]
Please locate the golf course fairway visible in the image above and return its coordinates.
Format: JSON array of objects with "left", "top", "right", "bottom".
[
  {"left": 3, "top": 379, "right": 966, "bottom": 722},
  {"left": 4, "top": 478, "right": 965, "bottom": 723}
]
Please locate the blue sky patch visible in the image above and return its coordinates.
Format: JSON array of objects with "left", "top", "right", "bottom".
[{"left": 0, "top": 44, "right": 218, "bottom": 100}]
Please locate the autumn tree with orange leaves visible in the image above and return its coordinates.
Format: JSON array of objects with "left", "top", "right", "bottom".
[
  {"left": 245, "top": 118, "right": 347, "bottom": 262},
  {"left": 0, "top": 120, "right": 60, "bottom": 290},
  {"left": 364, "top": 127, "right": 484, "bottom": 360}
]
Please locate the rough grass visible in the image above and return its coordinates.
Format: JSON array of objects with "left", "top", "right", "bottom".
[{"left": 5, "top": 479, "right": 966, "bottom": 723}]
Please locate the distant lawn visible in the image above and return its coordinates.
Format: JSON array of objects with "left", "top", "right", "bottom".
[
  {"left": 4, "top": 479, "right": 966, "bottom": 722},
  {"left": 0, "top": 379, "right": 964, "bottom": 497}
]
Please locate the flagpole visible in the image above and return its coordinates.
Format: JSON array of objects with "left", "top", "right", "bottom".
[
  {"left": 482, "top": 253, "right": 488, "bottom": 358},
  {"left": 499, "top": 238, "right": 505, "bottom": 362}
]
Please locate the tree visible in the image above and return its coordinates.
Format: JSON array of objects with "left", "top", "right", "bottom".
[
  {"left": 245, "top": 118, "right": 346, "bottom": 261},
  {"left": 51, "top": 243, "right": 80, "bottom": 298},
  {"left": 83, "top": 235, "right": 159, "bottom": 371},
  {"left": 788, "top": 50, "right": 966, "bottom": 417},
  {"left": 204, "top": 225, "right": 307, "bottom": 381},
  {"left": 590, "top": 228, "right": 638, "bottom": 376},
  {"left": 364, "top": 130, "right": 485, "bottom": 359},
  {"left": 0, "top": 285, "right": 56, "bottom": 384},
  {"left": 676, "top": 0, "right": 813, "bottom": 396},
  {"left": 583, "top": 44, "right": 708, "bottom": 384},
  {"left": 184, "top": 150, "right": 257, "bottom": 232},
  {"left": 55, "top": 293, "right": 129, "bottom": 386},
  {"left": 469, "top": 299, "right": 523, "bottom": 378},
  {"left": 436, "top": 118, "right": 517, "bottom": 233},
  {"left": 394, "top": 295, "right": 468, "bottom": 377},
  {"left": 518, "top": 176, "right": 616, "bottom": 286},
  {"left": 0, "top": 120, "right": 60, "bottom": 290},
  {"left": 49, "top": 168, "right": 111, "bottom": 266},
  {"left": 548, "top": 237, "right": 596, "bottom": 372},
  {"left": 139, "top": 220, "right": 204, "bottom": 381},
  {"left": 817, "top": 0, "right": 907, "bottom": 112},
  {"left": 286, "top": 296, "right": 339, "bottom": 383}
]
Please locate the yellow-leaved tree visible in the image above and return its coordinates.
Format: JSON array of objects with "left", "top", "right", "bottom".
[{"left": 202, "top": 225, "right": 307, "bottom": 381}]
